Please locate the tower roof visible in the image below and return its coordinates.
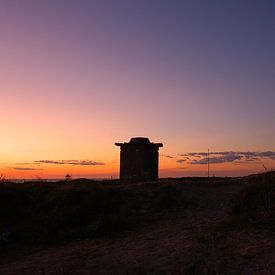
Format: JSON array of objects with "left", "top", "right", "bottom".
[
  {"left": 115, "top": 137, "right": 163, "bottom": 147},
  {"left": 129, "top": 137, "right": 150, "bottom": 144}
]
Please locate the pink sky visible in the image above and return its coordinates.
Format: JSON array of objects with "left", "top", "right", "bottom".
[{"left": 0, "top": 1, "right": 274, "bottom": 178}]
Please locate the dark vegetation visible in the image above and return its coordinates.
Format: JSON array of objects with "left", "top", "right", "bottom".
[
  {"left": 0, "top": 173, "right": 274, "bottom": 273},
  {"left": 0, "top": 180, "right": 189, "bottom": 249},
  {"left": 219, "top": 171, "right": 275, "bottom": 232},
  {"left": 1, "top": 172, "right": 274, "bottom": 250}
]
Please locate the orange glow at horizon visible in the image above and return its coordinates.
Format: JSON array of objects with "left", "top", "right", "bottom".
[{"left": 1, "top": 154, "right": 274, "bottom": 180}]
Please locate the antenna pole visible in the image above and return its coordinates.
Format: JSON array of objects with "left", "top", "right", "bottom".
[{"left": 207, "top": 149, "right": 210, "bottom": 178}]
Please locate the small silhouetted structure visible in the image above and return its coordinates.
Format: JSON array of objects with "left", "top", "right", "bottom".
[
  {"left": 65, "top": 174, "right": 71, "bottom": 182},
  {"left": 115, "top": 137, "right": 163, "bottom": 183}
]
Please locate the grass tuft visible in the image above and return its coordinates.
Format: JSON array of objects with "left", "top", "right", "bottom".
[{"left": 218, "top": 172, "right": 275, "bottom": 232}]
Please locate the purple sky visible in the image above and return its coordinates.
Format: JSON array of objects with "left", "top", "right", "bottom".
[{"left": 0, "top": 0, "right": 274, "bottom": 177}]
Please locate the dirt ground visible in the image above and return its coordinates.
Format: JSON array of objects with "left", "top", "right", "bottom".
[{"left": 0, "top": 180, "right": 274, "bottom": 274}]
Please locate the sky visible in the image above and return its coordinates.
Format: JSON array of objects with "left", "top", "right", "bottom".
[{"left": 0, "top": 0, "right": 274, "bottom": 179}]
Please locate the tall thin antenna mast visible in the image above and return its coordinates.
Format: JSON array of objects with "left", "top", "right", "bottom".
[{"left": 207, "top": 149, "right": 210, "bottom": 178}]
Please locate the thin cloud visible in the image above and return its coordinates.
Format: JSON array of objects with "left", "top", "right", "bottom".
[
  {"left": 161, "top": 155, "right": 174, "bottom": 159},
  {"left": 177, "top": 151, "right": 275, "bottom": 165},
  {"left": 190, "top": 154, "right": 242, "bottom": 165},
  {"left": 13, "top": 167, "right": 42, "bottom": 171},
  {"left": 258, "top": 151, "right": 275, "bottom": 160},
  {"left": 34, "top": 160, "right": 105, "bottom": 166},
  {"left": 176, "top": 159, "right": 186, "bottom": 164}
]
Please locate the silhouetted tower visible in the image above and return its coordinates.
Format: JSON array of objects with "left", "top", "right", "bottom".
[
  {"left": 65, "top": 174, "right": 71, "bottom": 182},
  {"left": 115, "top": 137, "right": 163, "bottom": 183}
]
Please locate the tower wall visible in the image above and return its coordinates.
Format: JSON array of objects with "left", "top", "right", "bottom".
[{"left": 115, "top": 137, "right": 162, "bottom": 183}]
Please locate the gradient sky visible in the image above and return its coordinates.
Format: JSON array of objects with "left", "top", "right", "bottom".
[{"left": 0, "top": 0, "right": 274, "bottom": 179}]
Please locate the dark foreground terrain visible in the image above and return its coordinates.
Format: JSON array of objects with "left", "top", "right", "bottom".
[{"left": 0, "top": 172, "right": 274, "bottom": 274}]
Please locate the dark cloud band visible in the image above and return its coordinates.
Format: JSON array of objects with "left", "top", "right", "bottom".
[
  {"left": 34, "top": 160, "right": 105, "bottom": 166},
  {"left": 13, "top": 167, "right": 42, "bottom": 171},
  {"left": 161, "top": 155, "right": 174, "bottom": 159},
  {"left": 177, "top": 151, "right": 275, "bottom": 165}
]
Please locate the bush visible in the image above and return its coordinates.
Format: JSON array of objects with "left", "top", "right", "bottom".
[
  {"left": 219, "top": 172, "right": 275, "bottom": 231},
  {"left": 0, "top": 181, "right": 188, "bottom": 246}
]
